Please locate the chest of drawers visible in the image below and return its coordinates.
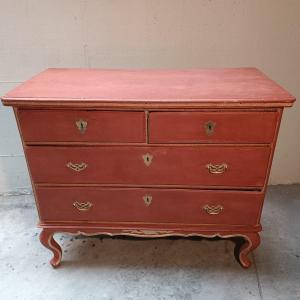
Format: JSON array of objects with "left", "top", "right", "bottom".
[{"left": 1, "top": 68, "right": 295, "bottom": 268}]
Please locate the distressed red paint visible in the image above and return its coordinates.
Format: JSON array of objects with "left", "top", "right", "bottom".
[{"left": 1, "top": 68, "right": 295, "bottom": 268}]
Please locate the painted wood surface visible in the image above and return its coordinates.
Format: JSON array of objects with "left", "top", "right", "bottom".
[
  {"left": 18, "top": 109, "right": 146, "bottom": 142},
  {"left": 26, "top": 145, "right": 270, "bottom": 187},
  {"left": 36, "top": 186, "right": 263, "bottom": 225},
  {"left": 149, "top": 111, "right": 279, "bottom": 143},
  {"left": 1, "top": 68, "right": 295, "bottom": 107}
]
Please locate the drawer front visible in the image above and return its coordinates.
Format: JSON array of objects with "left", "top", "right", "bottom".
[
  {"left": 27, "top": 146, "right": 270, "bottom": 187},
  {"left": 149, "top": 111, "right": 278, "bottom": 143},
  {"left": 36, "top": 187, "right": 263, "bottom": 225},
  {"left": 18, "top": 110, "right": 145, "bottom": 143}
]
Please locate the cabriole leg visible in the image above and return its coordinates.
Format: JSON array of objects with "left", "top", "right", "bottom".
[
  {"left": 39, "top": 229, "right": 62, "bottom": 268},
  {"left": 234, "top": 232, "right": 260, "bottom": 268}
]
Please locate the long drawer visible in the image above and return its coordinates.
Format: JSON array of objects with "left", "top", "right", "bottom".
[
  {"left": 36, "top": 187, "right": 263, "bottom": 225},
  {"left": 17, "top": 109, "right": 146, "bottom": 143},
  {"left": 26, "top": 146, "right": 270, "bottom": 187},
  {"left": 149, "top": 111, "right": 278, "bottom": 143}
]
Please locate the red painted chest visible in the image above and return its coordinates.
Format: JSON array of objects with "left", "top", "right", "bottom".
[{"left": 1, "top": 68, "right": 295, "bottom": 268}]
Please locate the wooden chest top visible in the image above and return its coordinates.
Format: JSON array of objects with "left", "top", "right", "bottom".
[{"left": 2, "top": 68, "right": 295, "bottom": 108}]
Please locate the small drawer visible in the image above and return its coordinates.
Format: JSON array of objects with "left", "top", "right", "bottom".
[
  {"left": 149, "top": 111, "right": 279, "bottom": 143},
  {"left": 26, "top": 145, "right": 270, "bottom": 187},
  {"left": 17, "top": 109, "right": 146, "bottom": 143},
  {"left": 36, "top": 187, "right": 263, "bottom": 225}
]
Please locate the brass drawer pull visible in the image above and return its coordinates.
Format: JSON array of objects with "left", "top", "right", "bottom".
[
  {"left": 66, "top": 162, "right": 88, "bottom": 172},
  {"left": 204, "top": 121, "right": 216, "bottom": 136},
  {"left": 203, "top": 205, "right": 223, "bottom": 215},
  {"left": 143, "top": 195, "right": 152, "bottom": 206},
  {"left": 73, "top": 201, "right": 93, "bottom": 211},
  {"left": 206, "top": 163, "right": 228, "bottom": 174},
  {"left": 76, "top": 119, "right": 88, "bottom": 134},
  {"left": 142, "top": 153, "right": 153, "bottom": 167}
]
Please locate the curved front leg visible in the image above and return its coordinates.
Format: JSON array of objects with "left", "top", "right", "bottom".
[
  {"left": 234, "top": 233, "right": 260, "bottom": 268},
  {"left": 39, "top": 229, "right": 62, "bottom": 268}
]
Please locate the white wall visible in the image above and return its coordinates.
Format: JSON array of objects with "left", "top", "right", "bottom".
[{"left": 1, "top": 0, "right": 300, "bottom": 194}]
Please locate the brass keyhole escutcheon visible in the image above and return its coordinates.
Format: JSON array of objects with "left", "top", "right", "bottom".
[
  {"left": 142, "top": 153, "right": 153, "bottom": 167},
  {"left": 204, "top": 121, "right": 216, "bottom": 136},
  {"left": 76, "top": 119, "right": 88, "bottom": 134},
  {"left": 143, "top": 195, "right": 152, "bottom": 206}
]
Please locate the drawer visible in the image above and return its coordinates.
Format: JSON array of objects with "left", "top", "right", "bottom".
[
  {"left": 26, "top": 146, "right": 270, "bottom": 187},
  {"left": 17, "top": 110, "right": 145, "bottom": 143},
  {"left": 36, "top": 187, "right": 263, "bottom": 225},
  {"left": 149, "top": 111, "right": 279, "bottom": 143}
]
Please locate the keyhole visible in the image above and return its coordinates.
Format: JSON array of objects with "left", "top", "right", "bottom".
[
  {"left": 142, "top": 153, "right": 153, "bottom": 167},
  {"left": 143, "top": 195, "right": 152, "bottom": 206},
  {"left": 76, "top": 119, "right": 87, "bottom": 134},
  {"left": 204, "top": 121, "right": 216, "bottom": 136}
]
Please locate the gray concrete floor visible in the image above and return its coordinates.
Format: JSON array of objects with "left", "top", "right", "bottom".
[{"left": 0, "top": 185, "right": 299, "bottom": 300}]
